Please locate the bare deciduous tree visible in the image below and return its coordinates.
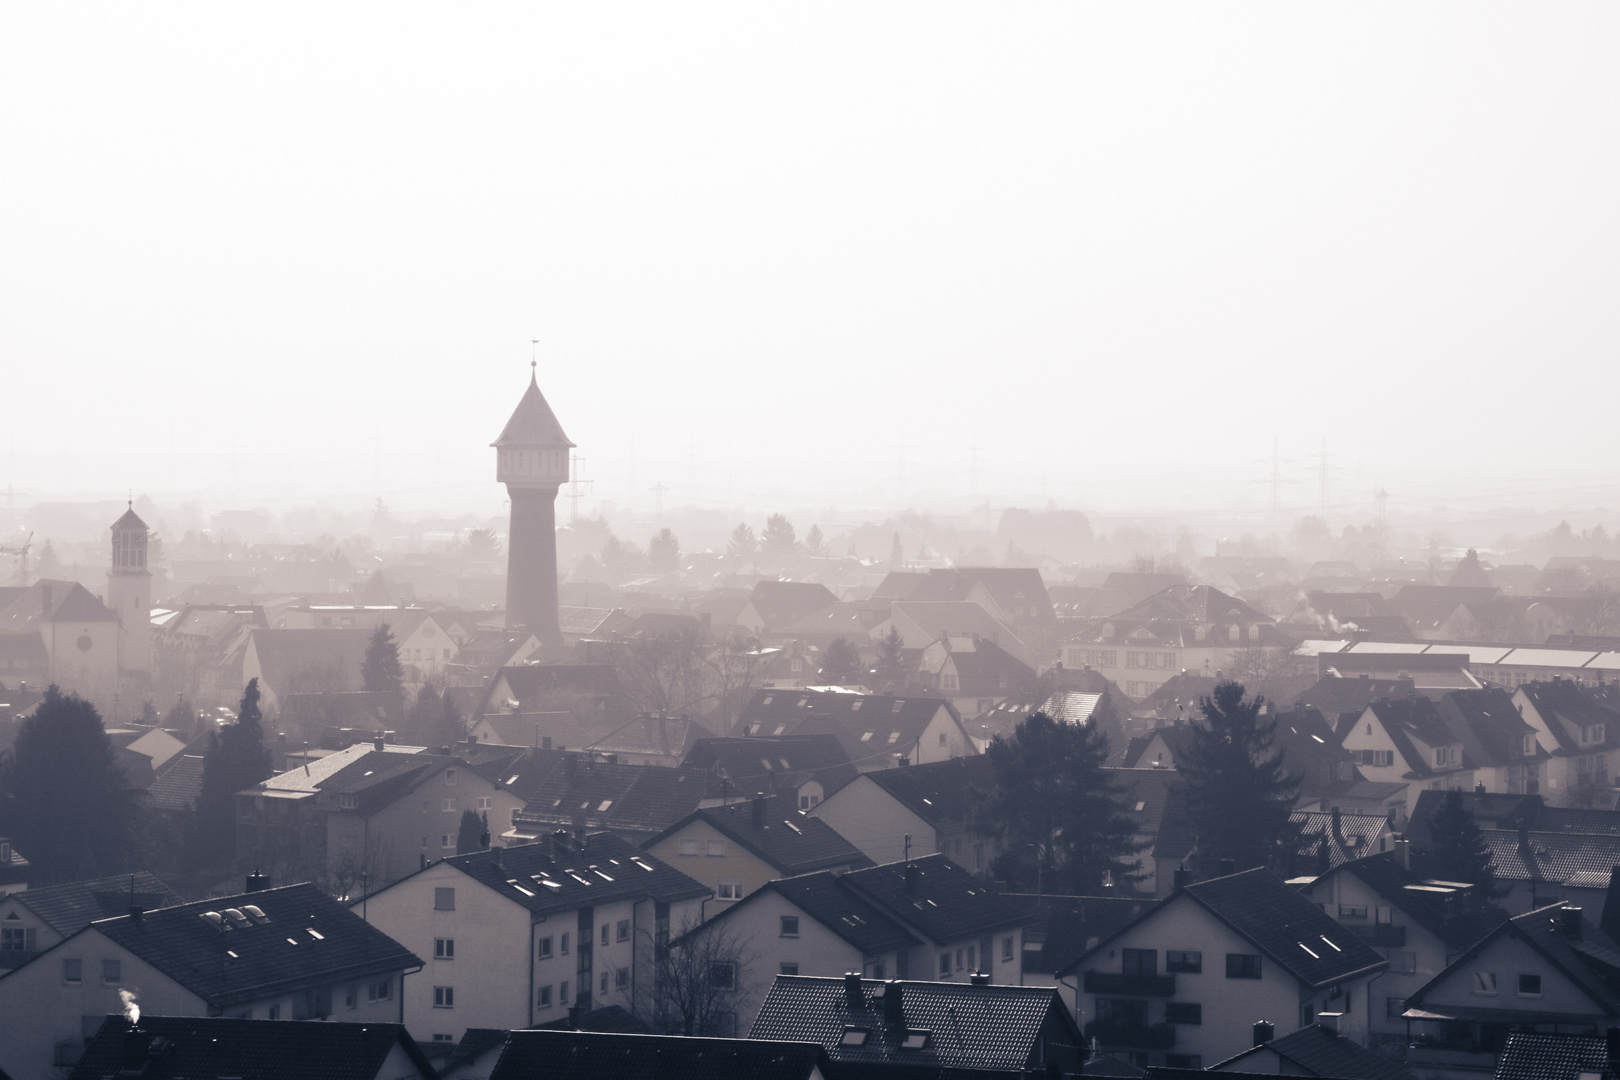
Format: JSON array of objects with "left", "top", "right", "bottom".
[{"left": 645, "top": 917, "right": 759, "bottom": 1036}]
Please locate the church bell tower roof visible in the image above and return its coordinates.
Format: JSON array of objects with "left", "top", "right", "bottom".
[
  {"left": 111, "top": 504, "right": 149, "bottom": 532},
  {"left": 492, "top": 365, "right": 575, "bottom": 449}
]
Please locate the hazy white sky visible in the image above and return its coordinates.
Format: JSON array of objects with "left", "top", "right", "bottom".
[{"left": 4, "top": 4, "right": 1618, "bottom": 523}]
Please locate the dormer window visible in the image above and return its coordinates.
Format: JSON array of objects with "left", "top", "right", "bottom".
[
  {"left": 1583, "top": 725, "right": 1606, "bottom": 745},
  {"left": 1228, "top": 625, "right": 1240, "bottom": 642},
  {"left": 1523, "top": 734, "right": 1536, "bottom": 755}
]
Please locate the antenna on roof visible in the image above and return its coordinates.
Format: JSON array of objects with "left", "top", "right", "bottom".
[{"left": 531, "top": 339, "right": 539, "bottom": 375}]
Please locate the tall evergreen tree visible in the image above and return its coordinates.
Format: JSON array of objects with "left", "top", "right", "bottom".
[
  {"left": 972, "top": 711, "right": 1140, "bottom": 893},
  {"left": 455, "top": 808, "right": 487, "bottom": 853},
  {"left": 875, "top": 626, "right": 911, "bottom": 686},
  {"left": 1421, "top": 789, "right": 1497, "bottom": 892},
  {"left": 821, "top": 637, "right": 861, "bottom": 684},
  {"left": 193, "top": 679, "right": 274, "bottom": 867},
  {"left": 362, "top": 623, "right": 404, "bottom": 700},
  {"left": 1179, "top": 681, "right": 1302, "bottom": 876},
  {"left": 0, "top": 686, "right": 133, "bottom": 884},
  {"left": 648, "top": 528, "right": 681, "bottom": 575},
  {"left": 760, "top": 514, "right": 798, "bottom": 559}
]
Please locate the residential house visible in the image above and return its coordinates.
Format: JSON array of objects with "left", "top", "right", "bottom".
[
  {"left": 1060, "top": 867, "right": 1387, "bottom": 1069},
  {"left": 585, "top": 714, "right": 716, "bottom": 768},
  {"left": 354, "top": 831, "right": 708, "bottom": 1043},
  {"left": 1059, "top": 586, "right": 1284, "bottom": 700},
  {"left": 1401, "top": 903, "right": 1620, "bottom": 1080},
  {"left": 69, "top": 1015, "right": 438, "bottom": 1080},
  {"left": 1511, "top": 681, "right": 1620, "bottom": 808},
  {"left": 1490, "top": 1032, "right": 1617, "bottom": 1080},
  {"left": 1337, "top": 698, "right": 1472, "bottom": 826},
  {"left": 1010, "top": 894, "right": 1156, "bottom": 991},
  {"left": 970, "top": 665, "right": 1132, "bottom": 749},
  {"left": 0, "top": 870, "right": 184, "bottom": 971},
  {"left": 1106, "top": 768, "right": 1192, "bottom": 897},
  {"left": 736, "top": 582, "right": 840, "bottom": 636},
  {"left": 878, "top": 600, "right": 1028, "bottom": 662},
  {"left": 808, "top": 754, "right": 1000, "bottom": 872},
  {"left": 1210, "top": 1021, "right": 1420, "bottom": 1080},
  {"left": 680, "top": 854, "right": 1032, "bottom": 1033},
  {"left": 1480, "top": 829, "right": 1620, "bottom": 918},
  {"left": 748, "top": 974, "right": 1085, "bottom": 1078},
  {"left": 489, "top": 1030, "right": 831, "bottom": 1080},
  {"left": 684, "top": 734, "right": 859, "bottom": 810},
  {"left": 0, "top": 836, "right": 31, "bottom": 896},
  {"left": 240, "top": 628, "right": 374, "bottom": 715},
  {"left": 1437, "top": 688, "right": 1545, "bottom": 797},
  {"left": 897, "top": 567, "right": 1058, "bottom": 631},
  {"left": 1319, "top": 653, "right": 1484, "bottom": 698},
  {"left": 0, "top": 882, "right": 422, "bottom": 1080},
  {"left": 734, "top": 689, "right": 976, "bottom": 771},
  {"left": 1287, "top": 810, "right": 1396, "bottom": 876},
  {"left": 1297, "top": 851, "right": 1508, "bottom": 1043},
  {"left": 471, "top": 662, "right": 634, "bottom": 741},
  {"left": 644, "top": 795, "right": 871, "bottom": 907},
  {"left": 915, "top": 635, "right": 1038, "bottom": 721}
]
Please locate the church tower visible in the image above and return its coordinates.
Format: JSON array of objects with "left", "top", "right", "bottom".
[
  {"left": 107, "top": 503, "right": 153, "bottom": 677},
  {"left": 494, "top": 363, "right": 574, "bottom": 643}
]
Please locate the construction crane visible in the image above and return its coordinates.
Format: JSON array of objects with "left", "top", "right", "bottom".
[{"left": 0, "top": 532, "right": 32, "bottom": 586}]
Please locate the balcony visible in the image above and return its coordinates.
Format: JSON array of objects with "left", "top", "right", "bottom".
[
  {"left": 1084, "top": 1020, "right": 1176, "bottom": 1049},
  {"left": 1351, "top": 925, "right": 1407, "bottom": 948},
  {"left": 1084, "top": 971, "right": 1177, "bottom": 997}
]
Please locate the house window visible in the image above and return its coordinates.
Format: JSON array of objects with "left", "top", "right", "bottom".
[
  {"left": 600, "top": 971, "right": 610, "bottom": 997},
  {"left": 1518, "top": 974, "right": 1542, "bottom": 997},
  {"left": 617, "top": 920, "right": 630, "bottom": 943},
  {"left": 679, "top": 838, "right": 700, "bottom": 856},
  {"left": 538, "top": 984, "right": 553, "bottom": 1008},
  {"left": 345, "top": 983, "right": 357, "bottom": 1009},
  {"left": 781, "top": 916, "right": 800, "bottom": 938},
  {"left": 1388, "top": 996, "right": 1406, "bottom": 1018},
  {"left": 1226, "top": 954, "right": 1262, "bottom": 979},
  {"left": 101, "top": 960, "right": 121, "bottom": 985},
  {"left": 956, "top": 949, "right": 964, "bottom": 971},
  {"left": 939, "top": 953, "right": 952, "bottom": 977},
  {"left": 799, "top": 793, "right": 820, "bottom": 809},
  {"left": 781, "top": 962, "right": 800, "bottom": 975},
  {"left": 1473, "top": 971, "right": 1498, "bottom": 995},
  {"left": 1121, "top": 948, "right": 1157, "bottom": 976},
  {"left": 445, "top": 768, "right": 456, "bottom": 785},
  {"left": 538, "top": 936, "right": 553, "bottom": 959},
  {"left": 1002, "top": 937, "right": 1014, "bottom": 962},
  {"left": 434, "top": 938, "right": 455, "bottom": 959},
  {"left": 63, "top": 958, "right": 82, "bottom": 984},
  {"left": 1166, "top": 950, "right": 1202, "bottom": 973},
  {"left": 717, "top": 880, "right": 743, "bottom": 900},
  {"left": 368, "top": 978, "right": 393, "bottom": 1001},
  {"left": 560, "top": 980, "right": 570, "bottom": 1006},
  {"left": 706, "top": 839, "right": 726, "bottom": 857},
  {"left": 435, "top": 888, "right": 455, "bottom": 910},
  {"left": 443, "top": 798, "right": 457, "bottom": 812},
  {"left": 561, "top": 932, "right": 570, "bottom": 955},
  {"left": 268, "top": 1004, "right": 280, "bottom": 1020},
  {"left": 1166, "top": 1003, "right": 1202, "bottom": 1025},
  {"left": 478, "top": 796, "right": 493, "bottom": 811},
  {"left": 433, "top": 986, "right": 454, "bottom": 1008},
  {"left": 601, "top": 924, "right": 610, "bottom": 947},
  {"left": 1338, "top": 904, "right": 1368, "bottom": 918},
  {"left": 0, "top": 927, "right": 35, "bottom": 951},
  {"left": 1375, "top": 906, "right": 1392, "bottom": 925},
  {"left": 616, "top": 968, "right": 629, "bottom": 989},
  {"left": 868, "top": 959, "right": 886, "bottom": 979},
  {"left": 710, "top": 962, "right": 737, "bottom": 990}
]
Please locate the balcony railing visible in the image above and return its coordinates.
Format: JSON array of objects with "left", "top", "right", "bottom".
[
  {"left": 1084, "top": 971, "right": 1177, "bottom": 997},
  {"left": 1084, "top": 1020, "right": 1176, "bottom": 1049}
]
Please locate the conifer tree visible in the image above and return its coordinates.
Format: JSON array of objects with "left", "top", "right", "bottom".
[
  {"left": 362, "top": 623, "right": 404, "bottom": 701},
  {"left": 1179, "top": 680, "right": 1302, "bottom": 876},
  {"left": 193, "top": 679, "right": 274, "bottom": 867},
  {"left": 1422, "top": 789, "right": 1497, "bottom": 892},
  {"left": 455, "top": 808, "right": 487, "bottom": 853}
]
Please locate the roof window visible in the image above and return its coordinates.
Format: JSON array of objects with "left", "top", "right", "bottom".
[
  {"left": 892, "top": 702, "right": 904, "bottom": 713},
  {"left": 508, "top": 879, "right": 535, "bottom": 897},
  {"left": 200, "top": 911, "right": 225, "bottom": 930},
  {"left": 598, "top": 800, "right": 613, "bottom": 811},
  {"left": 840, "top": 1028, "right": 870, "bottom": 1047},
  {"left": 861, "top": 732, "right": 873, "bottom": 741},
  {"left": 762, "top": 695, "right": 774, "bottom": 706},
  {"left": 1298, "top": 942, "right": 1319, "bottom": 959},
  {"left": 888, "top": 733, "right": 900, "bottom": 744},
  {"left": 900, "top": 1031, "right": 931, "bottom": 1051},
  {"left": 307, "top": 928, "right": 324, "bottom": 940},
  {"left": 223, "top": 908, "right": 251, "bottom": 928},
  {"left": 851, "top": 700, "right": 864, "bottom": 711},
  {"left": 242, "top": 905, "right": 269, "bottom": 924}
]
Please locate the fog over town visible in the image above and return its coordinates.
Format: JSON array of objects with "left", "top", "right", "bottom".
[{"left": 4, "top": 6, "right": 1620, "bottom": 1080}]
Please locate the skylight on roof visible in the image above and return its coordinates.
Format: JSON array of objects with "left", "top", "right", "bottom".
[
  {"left": 900, "top": 1031, "right": 931, "bottom": 1051},
  {"left": 1311, "top": 734, "right": 1325, "bottom": 743},
  {"left": 507, "top": 775, "right": 520, "bottom": 785},
  {"left": 598, "top": 800, "right": 613, "bottom": 811},
  {"left": 568, "top": 872, "right": 591, "bottom": 885},
  {"left": 892, "top": 702, "right": 903, "bottom": 712},
  {"left": 540, "top": 879, "right": 562, "bottom": 889},
  {"left": 307, "top": 928, "right": 324, "bottom": 940},
  {"left": 508, "top": 879, "right": 536, "bottom": 897},
  {"left": 840, "top": 1028, "right": 869, "bottom": 1047},
  {"left": 286, "top": 937, "right": 300, "bottom": 946},
  {"left": 774, "top": 725, "right": 786, "bottom": 736},
  {"left": 1320, "top": 935, "right": 1341, "bottom": 951},
  {"left": 242, "top": 905, "right": 269, "bottom": 924},
  {"left": 225, "top": 949, "right": 238, "bottom": 959},
  {"left": 632, "top": 857, "right": 656, "bottom": 871},
  {"left": 888, "top": 732, "right": 900, "bottom": 743},
  {"left": 861, "top": 732, "right": 873, "bottom": 741},
  {"left": 785, "top": 821, "right": 802, "bottom": 834},
  {"left": 1134, "top": 801, "right": 1146, "bottom": 811},
  {"left": 1298, "top": 942, "right": 1319, "bottom": 959}
]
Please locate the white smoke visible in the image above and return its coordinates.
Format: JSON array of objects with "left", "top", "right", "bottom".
[{"left": 119, "top": 988, "right": 139, "bottom": 1025}]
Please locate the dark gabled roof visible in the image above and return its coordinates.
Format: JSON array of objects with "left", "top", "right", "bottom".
[
  {"left": 513, "top": 758, "right": 708, "bottom": 839},
  {"left": 1313, "top": 853, "right": 1507, "bottom": 949},
  {"left": 490, "top": 1030, "right": 826, "bottom": 1080},
  {"left": 587, "top": 715, "right": 716, "bottom": 759},
  {"left": 246, "top": 629, "right": 372, "bottom": 692},
  {"left": 1005, "top": 893, "right": 1154, "bottom": 977},
  {"left": 647, "top": 796, "right": 870, "bottom": 876},
  {"left": 1403, "top": 790, "right": 1542, "bottom": 843},
  {"left": 750, "top": 975, "right": 1078, "bottom": 1072},
  {"left": 146, "top": 754, "right": 206, "bottom": 813},
  {"left": 685, "top": 734, "right": 859, "bottom": 800},
  {"left": 1340, "top": 697, "right": 1460, "bottom": 778},
  {"left": 85, "top": 883, "right": 422, "bottom": 1009},
  {"left": 0, "top": 580, "right": 119, "bottom": 630},
  {"left": 1407, "top": 903, "right": 1620, "bottom": 1019},
  {"left": 1178, "top": 869, "right": 1386, "bottom": 987},
  {"left": 837, "top": 854, "right": 1032, "bottom": 942},
  {"left": 319, "top": 751, "right": 453, "bottom": 810},
  {"left": 1215, "top": 1023, "right": 1419, "bottom": 1080},
  {"left": 901, "top": 567, "right": 1057, "bottom": 624},
  {"left": 12, "top": 872, "right": 185, "bottom": 937},
  {"left": 431, "top": 831, "right": 708, "bottom": 917},
  {"left": 69, "top": 1014, "right": 435, "bottom": 1080},
  {"left": 759, "top": 871, "right": 922, "bottom": 955},
  {"left": 934, "top": 638, "right": 1037, "bottom": 695},
  {"left": 1441, "top": 688, "right": 1539, "bottom": 769},
  {"left": 1519, "top": 681, "right": 1620, "bottom": 756},
  {"left": 743, "top": 581, "right": 840, "bottom": 628},
  {"left": 1495, "top": 1032, "right": 1616, "bottom": 1080},
  {"left": 1064, "top": 868, "right": 1384, "bottom": 987},
  {"left": 861, "top": 754, "right": 996, "bottom": 827},
  {"left": 1289, "top": 812, "right": 1391, "bottom": 871},
  {"left": 279, "top": 691, "right": 405, "bottom": 729},
  {"left": 492, "top": 370, "right": 574, "bottom": 448},
  {"left": 1132, "top": 675, "right": 1221, "bottom": 720}
]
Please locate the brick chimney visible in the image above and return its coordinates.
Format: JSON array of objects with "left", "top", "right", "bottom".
[
  {"left": 883, "top": 981, "right": 905, "bottom": 1028},
  {"left": 844, "top": 972, "right": 864, "bottom": 1011},
  {"left": 1253, "top": 1020, "right": 1274, "bottom": 1046}
]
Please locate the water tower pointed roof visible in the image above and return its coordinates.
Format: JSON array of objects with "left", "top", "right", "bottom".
[{"left": 493, "top": 365, "right": 574, "bottom": 449}]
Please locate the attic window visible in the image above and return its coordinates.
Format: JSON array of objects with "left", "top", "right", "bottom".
[
  {"left": 762, "top": 696, "right": 774, "bottom": 705},
  {"left": 861, "top": 733, "right": 874, "bottom": 741},
  {"left": 568, "top": 872, "right": 591, "bottom": 885},
  {"left": 593, "top": 868, "right": 615, "bottom": 881},
  {"left": 779, "top": 759, "right": 791, "bottom": 770},
  {"left": 785, "top": 821, "right": 802, "bottom": 834},
  {"left": 1311, "top": 735, "right": 1325, "bottom": 744},
  {"left": 631, "top": 857, "right": 656, "bottom": 872},
  {"left": 223, "top": 909, "right": 251, "bottom": 928},
  {"left": 1320, "top": 936, "right": 1341, "bottom": 952},
  {"left": 774, "top": 725, "right": 786, "bottom": 736},
  {"left": 508, "top": 880, "right": 536, "bottom": 897},
  {"left": 840, "top": 1028, "right": 870, "bottom": 1047},
  {"left": 851, "top": 700, "right": 864, "bottom": 711},
  {"left": 200, "top": 912, "right": 224, "bottom": 929},
  {"left": 598, "top": 800, "right": 613, "bottom": 812},
  {"left": 888, "top": 733, "right": 900, "bottom": 744},
  {"left": 286, "top": 937, "right": 300, "bottom": 946},
  {"left": 1135, "top": 801, "right": 1146, "bottom": 811},
  {"left": 225, "top": 949, "right": 238, "bottom": 959},
  {"left": 539, "top": 879, "right": 562, "bottom": 889},
  {"left": 507, "top": 775, "right": 520, "bottom": 785},
  {"left": 761, "top": 759, "right": 773, "bottom": 770},
  {"left": 842, "top": 914, "right": 866, "bottom": 927},
  {"left": 307, "top": 928, "right": 324, "bottom": 940},
  {"left": 797, "top": 698, "right": 809, "bottom": 707},
  {"left": 900, "top": 1031, "right": 932, "bottom": 1051}
]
